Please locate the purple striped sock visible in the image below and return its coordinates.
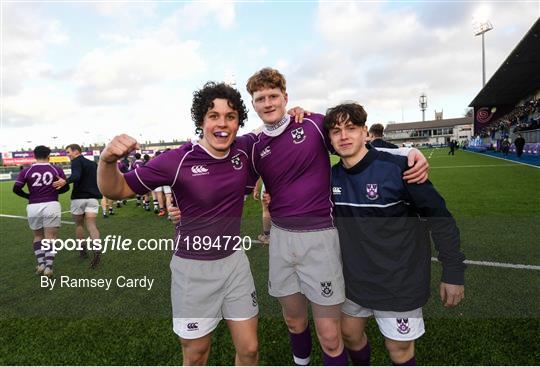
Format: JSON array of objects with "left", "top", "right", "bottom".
[
  {"left": 393, "top": 356, "right": 416, "bottom": 366},
  {"left": 323, "top": 348, "right": 348, "bottom": 366},
  {"left": 33, "top": 241, "right": 45, "bottom": 265},
  {"left": 347, "top": 341, "right": 371, "bottom": 365},
  {"left": 289, "top": 325, "right": 312, "bottom": 365},
  {"left": 45, "top": 250, "right": 56, "bottom": 269}
]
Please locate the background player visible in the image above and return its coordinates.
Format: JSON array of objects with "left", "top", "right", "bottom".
[
  {"left": 368, "top": 123, "right": 399, "bottom": 148},
  {"left": 13, "top": 145, "right": 69, "bottom": 277},
  {"left": 325, "top": 102, "right": 465, "bottom": 365},
  {"left": 53, "top": 144, "right": 102, "bottom": 268}
]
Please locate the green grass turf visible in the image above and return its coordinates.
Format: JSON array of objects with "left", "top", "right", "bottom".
[{"left": 1, "top": 149, "right": 539, "bottom": 365}]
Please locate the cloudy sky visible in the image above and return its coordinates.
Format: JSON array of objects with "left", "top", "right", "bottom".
[{"left": 1, "top": 1, "right": 539, "bottom": 151}]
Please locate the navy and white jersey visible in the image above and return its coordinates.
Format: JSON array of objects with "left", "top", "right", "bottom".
[{"left": 331, "top": 148, "right": 465, "bottom": 312}]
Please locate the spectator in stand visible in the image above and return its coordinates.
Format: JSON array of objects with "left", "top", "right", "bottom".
[
  {"left": 514, "top": 134, "right": 526, "bottom": 158},
  {"left": 501, "top": 138, "right": 511, "bottom": 157}
]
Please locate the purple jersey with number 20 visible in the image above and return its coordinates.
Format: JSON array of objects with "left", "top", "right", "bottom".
[{"left": 14, "top": 163, "right": 67, "bottom": 204}]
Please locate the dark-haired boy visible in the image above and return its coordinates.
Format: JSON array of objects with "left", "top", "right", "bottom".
[
  {"left": 325, "top": 103, "right": 465, "bottom": 365},
  {"left": 13, "top": 145, "right": 69, "bottom": 277},
  {"left": 97, "top": 82, "right": 260, "bottom": 365}
]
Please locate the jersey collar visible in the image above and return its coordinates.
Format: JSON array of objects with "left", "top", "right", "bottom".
[{"left": 262, "top": 114, "right": 291, "bottom": 137}]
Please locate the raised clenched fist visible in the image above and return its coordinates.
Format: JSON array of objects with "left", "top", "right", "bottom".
[{"left": 101, "top": 134, "right": 140, "bottom": 164}]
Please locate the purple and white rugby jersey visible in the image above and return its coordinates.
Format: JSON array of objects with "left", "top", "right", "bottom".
[
  {"left": 251, "top": 113, "right": 334, "bottom": 231},
  {"left": 124, "top": 135, "right": 258, "bottom": 260},
  {"left": 14, "top": 163, "right": 67, "bottom": 204}
]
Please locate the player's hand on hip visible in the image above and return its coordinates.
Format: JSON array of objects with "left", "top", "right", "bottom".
[
  {"left": 168, "top": 206, "right": 181, "bottom": 225},
  {"left": 403, "top": 148, "right": 429, "bottom": 184},
  {"left": 53, "top": 176, "right": 67, "bottom": 189},
  {"left": 287, "top": 106, "right": 311, "bottom": 123},
  {"left": 439, "top": 282, "right": 464, "bottom": 308},
  {"left": 101, "top": 134, "right": 140, "bottom": 164}
]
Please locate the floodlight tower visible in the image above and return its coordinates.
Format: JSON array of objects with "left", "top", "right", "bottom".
[
  {"left": 419, "top": 93, "right": 427, "bottom": 122},
  {"left": 473, "top": 19, "right": 493, "bottom": 87}
]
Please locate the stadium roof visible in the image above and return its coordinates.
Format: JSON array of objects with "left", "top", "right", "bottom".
[
  {"left": 469, "top": 18, "right": 540, "bottom": 108},
  {"left": 385, "top": 116, "right": 473, "bottom": 132}
]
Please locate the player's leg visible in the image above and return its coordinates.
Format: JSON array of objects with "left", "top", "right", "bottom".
[
  {"left": 296, "top": 228, "right": 347, "bottom": 365},
  {"left": 43, "top": 226, "right": 59, "bottom": 277},
  {"left": 385, "top": 339, "right": 415, "bottom": 365},
  {"left": 226, "top": 317, "right": 258, "bottom": 365},
  {"left": 341, "top": 300, "right": 372, "bottom": 365},
  {"left": 180, "top": 334, "right": 213, "bottom": 366},
  {"left": 107, "top": 198, "right": 114, "bottom": 216},
  {"left": 100, "top": 197, "right": 108, "bottom": 218},
  {"left": 82, "top": 199, "right": 101, "bottom": 268},
  {"left": 312, "top": 303, "right": 346, "bottom": 364},
  {"left": 164, "top": 191, "right": 173, "bottom": 218},
  {"left": 31, "top": 228, "right": 46, "bottom": 274},
  {"left": 27, "top": 203, "right": 46, "bottom": 274},
  {"left": 152, "top": 190, "right": 160, "bottom": 213},
  {"left": 41, "top": 201, "right": 61, "bottom": 277},
  {"left": 171, "top": 255, "right": 224, "bottom": 365},
  {"left": 221, "top": 250, "right": 260, "bottom": 365},
  {"left": 143, "top": 192, "right": 150, "bottom": 211},
  {"left": 258, "top": 200, "right": 271, "bottom": 244},
  {"left": 278, "top": 293, "right": 312, "bottom": 365},
  {"left": 268, "top": 226, "right": 312, "bottom": 365},
  {"left": 73, "top": 214, "right": 87, "bottom": 258},
  {"left": 376, "top": 309, "right": 424, "bottom": 365}
]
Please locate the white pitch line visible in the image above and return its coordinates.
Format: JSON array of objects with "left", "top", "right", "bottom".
[
  {"left": 431, "top": 257, "right": 540, "bottom": 270},
  {"left": 463, "top": 150, "right": 540, "bottom": 169},
  {"left": 0, "top": 213, "right": 75, "bottom": 225},
  {"left": 431, "top": 164, "right": 520, "bottom": 169}
]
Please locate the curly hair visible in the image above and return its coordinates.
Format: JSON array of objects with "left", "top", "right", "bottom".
[
  {"left": 191, "top": 82, "right": 248, "bottom": 135},
  {"left": 246, "top": 67, "right": 287, "bottom": 95},
  {"left": 323, "top": 103, "right": 368, "bottom": 130}
]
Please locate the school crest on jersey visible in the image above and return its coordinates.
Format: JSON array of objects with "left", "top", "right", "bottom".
[
  {"left": 396, "top": 318, "right": 410, "bottom": 334},
  {"left": 366, "top": 184, "right": 379, "bottom": 200},
  {"left": 251, "top": 290, "right": 258, "bottom": 307},
  {"left": 320, "top": 281, "right": 333, "bottom": 298},
  {"left": 231, "top": 153, "right": 243, "bottom": 170},
  {"left": 291, "top": 127, "right": 306, "bottom": 144}
]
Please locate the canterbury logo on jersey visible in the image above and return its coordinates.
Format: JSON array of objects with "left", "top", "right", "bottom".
[
  {"left": 260, "top": 146, "right": 271, "bottom": 158},
  {"left": 186, "top": 322, "right": 199, "bottom": 331},
  {"left": 191, "top": 165, "right": 209, "bottom": 176},
  {"left": 332, "top": 186, "right": 342, "bottom": 195}
]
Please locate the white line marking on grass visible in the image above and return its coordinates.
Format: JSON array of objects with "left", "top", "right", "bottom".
[
  {"left": 0, "top": 213, "right": 75, "bottom": 225},
  {"left": 431, "top": 257, "right": 540, "bottom": 270},
  {"left": 464, "top": 150, "right": 540, "bottom": 169},
  {"left": 431, "top": 164, "right": 520, "bottom": 169}
]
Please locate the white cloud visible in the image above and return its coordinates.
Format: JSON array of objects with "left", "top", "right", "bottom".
[
  {"left": 73, "top": 37, "right": 206, "bottom": 105},
  {"left": 282, "top": 1, "right": 539, "bottom": 123},
  {"left": 2, "top": 3, "right": 68, "bottom": 96}
]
